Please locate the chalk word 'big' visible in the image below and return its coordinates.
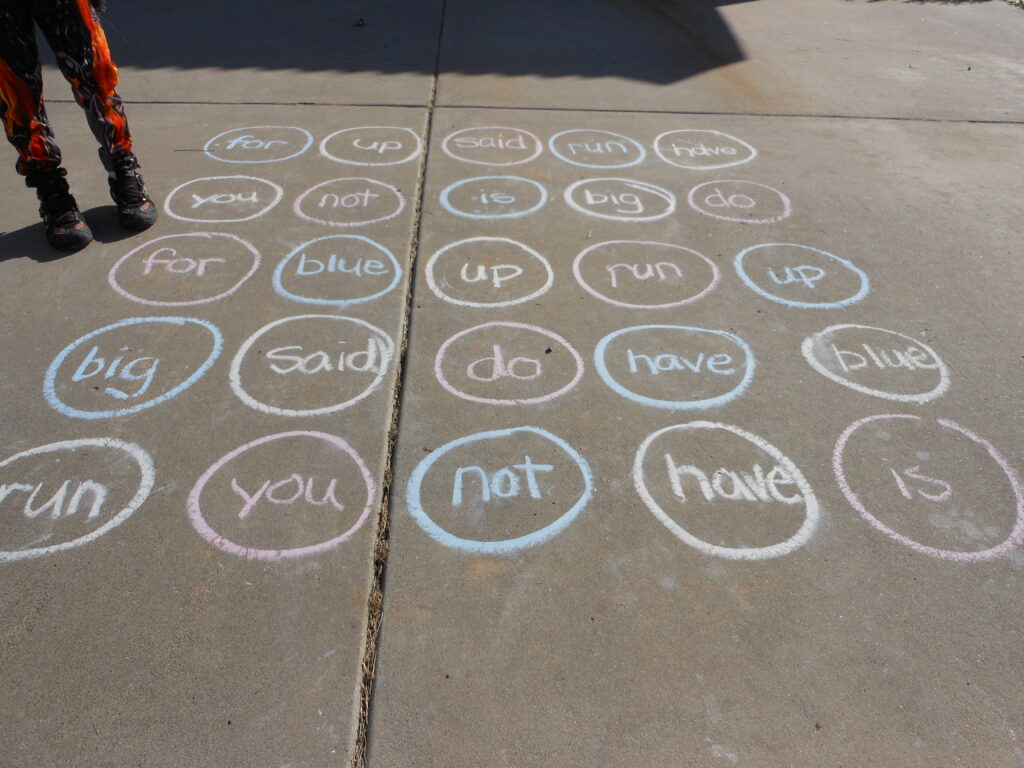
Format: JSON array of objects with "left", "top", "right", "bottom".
[{"left": 565, "top": 178, "right": 676, "bottom": 222}]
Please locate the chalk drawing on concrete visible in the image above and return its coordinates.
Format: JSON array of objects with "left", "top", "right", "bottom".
[
  {"left": 548, "top": 129, "right": 647, "bottom": 169},
  {"left": 320, "top": 126, "right": 423, "bottom": 166},
  {"left": 442, "top": 127, "right": 544, "bottom": 166},
  {"left": 273, "top": 235, "right": 402, "bottom": 308},
  {"left": 654, "top": 130, "right": 757, "bottom": 170},
  {"left": 204, "top": 126, "right": 314, "bottom": 164},
  {"left": 164, "top": 176, "right": 284, "bottom": 223},
  {"left": 688, "top": 180, "right": 791, "bottom": 224},
  {"left": 734, "top": 243, "right": 869, "bottom": 309},
  {"left": 439, "top": 176, "right": 548, "bottom": 219},
  {"left": 565, "top": 178, "right": 676, "bottom": 222},
  {"left": 426, "top": 237, "right": 553, "bottom": 308}
]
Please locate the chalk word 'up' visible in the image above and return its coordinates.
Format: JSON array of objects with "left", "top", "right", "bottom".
[
  {"left": 426, "top": 237, "right": 553, "bottom": 308},
  {"left": 654, "top": 130, "right": 757, "bottom": 170},
  {"left": 204, "top": 126, "right": 314, "bottom": 164},
  {"left": 440, "top": 176, "right": 548, "bottom": 219},
  {"left": 688, "top": 180, "right": 790, "bottom": 224},
  {"left": 442, "top": 127, "right": 543, "bottom": 166},
  {"left": 320, "top": 126, "right": 423, "bottom": 166},
  {"left": 548, "top": 129, "right": 646, "bottom": 169},
  {"left": 735, "top": 243, "right": 869, "bottom": 309},
  {"left": 273, "top": 235, "right": 402, "bottom": 308},
  {"left": 565, "top": 178, "right": 676, "bottom": 222},
  {"left": 165, "top": 176, "right": 284, "bottom": 223},
  {"left": 294, "top": 178, "right": 406, "bottom": 227}
]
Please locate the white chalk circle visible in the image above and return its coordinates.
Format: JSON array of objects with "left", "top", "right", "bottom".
[
  {"left": 0, "top": 438, "right": 155, "bottom": 563},
  {"left": 688, "top": 180, "right": 790, "bottom": 224},
  {"left": 164, "top": 175, "right": 284, "bottom": 223},
  {"left": 564, "top": 178, "right": 676, "bottom": 222},
  {"left": 634, "top": 422, "right": 819, "bottom": 560},
  {"left": 442, "top": 127, "right": 543, "bottom": 166},
  {"left": 801, "top": 324, "right": 949, "bottom": 403},
  {"left": 203, "top": 126, "right": 313, "bottom": 164},
  {"left": 440, "top": 176, "right": 548, "bottom": 220},
  {"left": 320, "top": 126, "right": 423, "bottom": 166},
  {"left": 548, "top": 129, "right": 646, "bottom": 169},
  {"left": 734, "top": 243, "right": 869, "bottom": 309},
  {"left": 426, "top": 237, "right": 553, "bottom": 308},
  {"left": 654, "top": 130, "right": 757, "bottom": 170},
  {"left": 273, "top": 235, "right": 402, "bottom": 308},
  {"left": 294, "top": 178, "right": 406, "bottom": 227}
]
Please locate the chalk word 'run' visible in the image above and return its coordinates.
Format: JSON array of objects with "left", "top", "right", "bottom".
[
  {"left": 164, "top": 176, "right": 283, "bottom": 223},
  {"left": 565, "top": 178, "right": 676, "bottom": 222},
  {"left": 688, "top": 180, "right": 791, "bottom": 224},
  {"left": 654, "top": 130, "right": 757, "bottom": 170},
  {"left": 548, "top": 129, "right": 646, "bottom": 169},
  {"left": 442, "top": 127, "right": 543, "bottom": 166},
  {"left": 734, "top": 243, "right": 869, "bottom": 309},
  {"left": 204, "top": 126, "right": 314, "bottom": 164},
  {"left": 320, "top": 126, "right": 423, "bottom": 166},
  {"left": 426, "top": 237, "right": 553, "bottom": 308},
  {"left": 273, "top": 235, "right": 402, "bottom": 308}
]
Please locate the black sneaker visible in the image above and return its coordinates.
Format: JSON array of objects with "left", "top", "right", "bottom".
[
  {"left": 31, "top": 172, "right": 93, "bottom": 252},
  {"left": 109, "top": 167, "right": 158, "bottom": 231}
]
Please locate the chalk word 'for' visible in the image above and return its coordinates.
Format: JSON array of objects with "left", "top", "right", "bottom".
[
  {"left": 634, "top": 422, "right": 819, "bottom": 560},
  {"left": 548, "top": 129, "right": 647, "bottom": 169},
  {"left": 294, "top": 177, "right": 406, "bottom": 227},
  {"left": 164, "top": 176, "right": 284, "bottom": 223},
  {"left": 435, "top": 321, "right": 585, "bottom": 406},
  {"left": 203, "top": 126, "right": 314, "bottom": 164},
  {"left": 188, "top": 431, "right": 374, "bottom": 561},
  {"left": 734, "top": 243, "right": 869, "bottom": 309},
  {"left": 319, "top": 126, "right": 423, "bottom": 166},
  {"left": 595, "top": 325, "right": 755, "bottom": 410},
  {"left": 273, "top": 235, "right": 402, "bottom": 308},
  {"left": 442, "top": 127, "right": 543, "bottom": 166},
  {"left": 44, "top": 317, "right": 223, "bottom": 420},
  {"left": 688, "top": 180, "right": 791, "bottom": 224},
  {"left": 0, "top": 438, "right": 155, "bottom": 563},
  {"left": 565, "top": 178, "right": 676, "bottom": 222},
  {"left": 440, "top": 176, "right": 548, "bottom": 220},
  {"left": 801, "top": 324, "right": 949, "bottom": 403},
  {"left": 573, "top": 240, "right": 720, "bottom": 309},
  {"left": 407, "top": 426, "right": 593, "bottom": 554},
  {"left": 426, "top": 237, "right": 553, "bottom": 308},
  {"left": 109, "top": 233, "right": 261, "bottom": 307},
  {"left": 834, "top": 414, "right": 1024, "bottom": 562},
  {"left": 653, "top": 130, "right": 757, "bottom": 170}
]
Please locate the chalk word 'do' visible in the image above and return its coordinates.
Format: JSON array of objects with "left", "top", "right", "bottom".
[
  {"left": 654, "top": 130, "right": 757, "bottom": 170},
  {"left": 294, "top": 178, "right": 406, "bottom": 227},
  {"left": 595, "top": 325, "right": 754, "bottom": 410},
  {"left": 426, "top": 237, "right": 552, "bottom": 308},
  {"left": 273, "top": 235, "right": 402, "bottom": 308},
  {"left": 634, "top": 422, "right": 819, "bottom": 560},
  {"left": 164, "top": 176, "right": 283, "bottom": 223},
  {"left": 565, "top": 178, "right": 676, "bottom": 222},
  {"left": 442, "top": 127, "right": 543, "bottom": 166},
  {"left": 203, "top": 126, "right": 314, "bottom": 164},
  {"left": 548, "top": 129, "right": 646, "bottom": 169},
  {"left": 230, "top": 315, "right": 395, "bottom": 417},
  {"left": 435, "top": 322, "right": 584, "bottom": 406},
  {"left": 801, "top": 324, "right": 949, "bottom": 403},
  {"left": 188, "top": 431, "right": 374, "bottom": 561},
  {"left": 834, "top": 414, "right": 1024, "bottom": 562},
  {"left": 735, "top": 243, "right": 869, "bottom": 309},
  {"left": 573, "top": 240, "right": 719, "bottom": 309},
  {"left": 109, "top": 233, "right": 261, "bottom": 307},
  {"left": 320, "top": 126, "right": 422, "bottom": 166},
  {"left": 44, "top": 317, "right": 223, "bottom": 420},
  {"left": 688, "top": 180, "right": 791, "bottom": 224},
  {"left": 407, "top": 426, "right": 593, "bottom": 554},
  {"left": 440, "top": 176, "right": 548, "bottom": 220},
  {"left": 0, "top": 438, "right": 155, "bottom": 563}
]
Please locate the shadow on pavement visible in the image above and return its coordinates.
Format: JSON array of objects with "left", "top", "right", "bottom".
[{"left": 0, "top": 205, "right": 138, "bottom": 263}]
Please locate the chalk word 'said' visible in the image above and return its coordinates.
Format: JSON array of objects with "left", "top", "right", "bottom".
[
  {"left": 407, "top": 426, "right": 593, "bottom": 554},
  {"left": 435, "top": 321, "right": 584, "bottom": 406},
  {"left": 595, "top": 325, "right": 755, "bottom": 410},
  {"left": 688, "top": 180, "right": 791, "bottom": 224},
  {"left": 203, "top": 126, "right": 314, "bottom": 164},
  {"left": 801, "top": 324, "right": 949, "bottom": 403},
  {"left": 230, "top": 314, "right": 395, "bottom": 417},
  {"left": 734, "top": 243, "right": 869, "bottom": 309},
  {"left": 0, "top": 438, "right": 155, "bottom": 563},
  {"left": 634, "top": 422, "right": 820, "bottom": 560},
  {"left": 188, "top": 431, "right": 374, "bottom": 561},
  {"left": 440, "top": 176, "right": 548, "bottom": 220},
  {"left": 426, "top": 237, "right": 553, "bottom": 308},
  {"left": 573, "top": 240, "right": 719, "bottom": 309},
  {"left": 565, "top": 178, "right": 676, "bottom": 222},
  {"left": 108, "top": 233, "right": 261, "bottom": 307},
  {"left": 548, "top": 129, "right": 646, "bottom": 169},
  {"left": 44, "top": 317, "right": 223, "bottom": 420},
  {"left": 442, "top": 127, "right": 543, "bottom": 166},
  {"left": 273, "top": 235, "right": 402, "bottom": 308},
  {"left": 319, "top": 126, "right": 423, "bottom": 166},
  {"left": 294, "top": 178, "right": 406, "bottom": 227},
  {"left": 653, "top": 130, "right": 757, "bottom": 170},
  {"left": 164, "top": 176, "right": 283, "bottom": 223},
  {"left": 834, "top": 414, "right": 1024, "bottom": 562}
]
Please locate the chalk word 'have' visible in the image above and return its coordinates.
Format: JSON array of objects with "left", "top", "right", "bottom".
[
  {"left": 320, "top": 126, "right": 423, "bottom": 166},
  {"left": 654, "top": 130, "right": 757, "bottom": 170},
  {"left": 204, "top": 126, "right": 314, "bottom": 163},
  {"left": 274, "top": 235, "right": 402, "bottom": 308},
  {"left": 165, "top": 176, "right": 283, "bottom": 223}
]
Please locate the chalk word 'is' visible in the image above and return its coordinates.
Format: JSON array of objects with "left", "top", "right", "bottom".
[
  {"left": 203, "top": 126, "right": 314, "bottom": 164},
  {"left": 442, "top": 127, "right": 543, "bottom": 166},
  {"left": 426, "top": 237, "right": 553, "bottom": 308},
  {"left": 294, "top": 178, "right": 406, "bottom": 227},
  {"left": 273, "top": 235, "right": 402, "bottom": 308},
  {"left": 735, "top": 243, "right": 869, "bottom": 309},
  {"left": 440, "top": 176, "right": 548, "bottom": 220},
  {"left": 319, "top": 126, "right": 423, "bottom": 166},
  {"left": 565, "top": 178, "right": 676, "bottom": 222},
  {"left": 688, "top": 180, "right": 791, "bottom": 224},
  {"left": 164, "top": 176, "right": 284, "bottom": 223},
  {"left": 654, "top": 130, "right": 757, "bottom": 170},
  {"left": 548, "top": 129, "right": 646, "bottom": 169}
]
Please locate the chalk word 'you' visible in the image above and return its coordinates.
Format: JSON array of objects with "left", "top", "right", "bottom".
[
  {"left": 294, "top": 178, "right": 406, "bottom": 227},
  {"left": 565, "top": 178, "right": 676, "bottom": 222},
  {"left": 440, "top": 176, "right": 548, "bottom": 220},
  {"left": 688, "top": 180, "right": 791, "bottom": 224},
  {"left": 273, "top": 235, "right": 402, "bottom": 308},
  {"left": 442, "top": 127, "right": 543, "bottom": 166},
  {"left": 320, "top": 126, "right": 423, "bottom": 166},
  {"left": 204, "top": 126, "right": 314, "bottom": 163},
  {"left": 164, "top": 176, "right": 283, "bottom": 223},
  {"left": 654, "top": 130, "right": 757, "bottom": 170},
  {"left": 548, "top": 129, "right": 646, "bottom": 169},
  {"left": 735, "top": 243, "right": 869, "bottom": 309},
  {"left": 426, "top": 237, "right": 552, "bottom": 308}
]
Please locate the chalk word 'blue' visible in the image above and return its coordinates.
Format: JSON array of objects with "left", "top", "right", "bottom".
[
  {"left": 439, "top": 176, "right": 548, "bottom": 220},
  {"left": 734, "top": 243, "right": 869, "bottom": 309},
  {"left": 273, "top": 235, "right": 403, "bottom": 308}
]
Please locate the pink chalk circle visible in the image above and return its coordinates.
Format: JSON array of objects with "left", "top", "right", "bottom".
[
  {"left": 687, "top": 180, "right": 791, "bottom": 224},
  {"left": 833, "top": 414, "right": 1024, "bottom": 562},
  {"left": 441, "top": 127, "right": 544, "bottom": 166},
  {"left": 293, "top": 178, "right": 406, "bottom": 227},
  {"left": 187, "top": 431, "right": 375, "bottom": 561},
  {"left": 434, "top": 321, "right": 584, "bottom": 406},
  {"left": 572, "top": 240, "right": 720, "bottom": 309},
  {"left": 108, "top": 233, "right": 261, "bottom": 307}
]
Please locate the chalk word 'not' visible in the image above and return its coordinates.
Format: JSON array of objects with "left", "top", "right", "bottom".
[
  {"left": 203, "top": 126, "right": 314, "bottom": 164},
  {"left": 442, "top": 127, "right": 543, "bottom": 166},
  {"left": 548, "top": 129, "right": 646, "bottom": 169},
  {"left": 293, "top": 178, "right": 406, "bottom": 227},
  {"left": 688, "top": 180, "right": 791, "bottom": 224},
  {"left": 109, "top": 232, "right": 261, "bottom": 307},
  {"left": 439, "top": 176, "right": 548, "bottom": 220},
  {"left": 734, "top": 243, "right": 869, "bottom": 309},
  {"left": 564, "top": 178, "right": 676, "bottom": 222},
  {"left": 0, "top": 438, "right": 155, "bottom": 563},
  {"left": 188, "top": 431, "right": 374, "bottom": 561},
  {"left": 653, "top": 130, "right": 757, "bottom": 170},
  {"left": 801, "top": 324, "right": 949, "bottom": 403},
  {"left": 425, "top": 237, "right": 553, "bottom": 308},
  {"left": 634, "top": 422, "right": 819, "bottom": 560},
  {"left": 164, "top": 176, "right": 283, "bottom": 223},
  {"left": 273, "top": 235, "right": 402, "bottom": 308},
  {"left": 44, "top": 317, "right": 223, "bottom": 420},
  {"left": 834, "top": 414, "right": 1024, "bottom": 562},
  {"left": 319, "top": 126, "right": 423, "bottom": 166},
  {"left": 407, "top": 426, "right": 593, "bottom": 554}
]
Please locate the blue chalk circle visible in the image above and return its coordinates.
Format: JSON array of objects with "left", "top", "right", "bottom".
[
  {"left": 734, "top": 243, "right": 869, "bottom": 309},
  {"left": 203, "top": 126, "right": 314, "bottom": 164},
  {"left": 406, "top": 426, "right": 594, "bottom": 555},
  {"left": 548, "top": 129, "right": 647, "bottom": 169},
  {"left": 439, "top": 176, "right": 548, "bottom": 220},
  {"left": 273, "top": 235, "right": 403, "bottom": 307}
]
